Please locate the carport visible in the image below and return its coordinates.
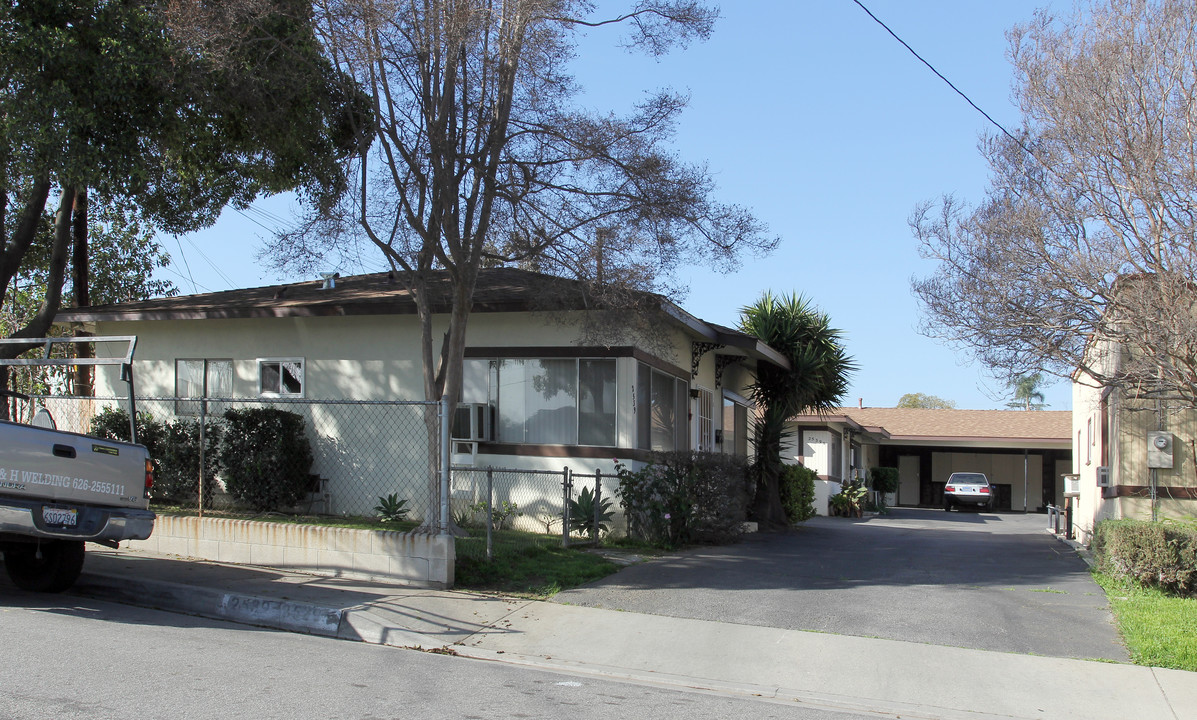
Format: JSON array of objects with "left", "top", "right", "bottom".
[{"left": 787, "top": 407, "right": 1072, "bottom": 512}]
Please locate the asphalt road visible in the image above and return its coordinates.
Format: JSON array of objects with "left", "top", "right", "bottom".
[
  {"left": 558, "top": 508, "right": 1128, "bottom": 661},
  {"left": 0, "top": 592, "right": 875, "bottom": 720}
]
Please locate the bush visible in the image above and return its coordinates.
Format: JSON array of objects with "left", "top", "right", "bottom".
[
  {"left": 779, "top": 463, "right": 817, "bottom": 523},
  {"left": 90, "top": 407, "right": 222, "bottom": 506},
  {"left": 616, "top": 451, "right": 751, "bottom": 548},
  {"left": 89, "top": 406, "right": 166, "bottom": 455},
  {"left": 1092, "top": 519, "right": 1197, "bottom": 596},
  {"left": 869, "top": 466, "right": 900, "bottom": 495},
  {"left": 217, "top": 407, "right": 314, "bottom": 512},
  {"left": 153, "top": 418, "right": 223, "bottom": 507}
]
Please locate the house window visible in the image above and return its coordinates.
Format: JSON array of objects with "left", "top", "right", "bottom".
[
  {"left": 487, "top": 358, "right": 617, "bottom": 446},
  {"left": 694, "top": 386, "right": 714, "bottom": 452},
  {"left": 175, "top": 359, "right": 233, "bottom": 415},
  {"left": 722, "top": 393, "right": 749, "bottom": 457},
  {"left": 259, "top": 358, "right": 304, "bottom": 397},
  {"left": 636, "top": 364, "right": 687, "bottom": 452},
  {"left": 1086, "top": 417, "right": 1093, "bottom": 465}
]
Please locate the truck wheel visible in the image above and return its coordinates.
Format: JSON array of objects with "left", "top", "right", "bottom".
[{"left": 4, "top": 541, "right": 86, "bottom": 593}]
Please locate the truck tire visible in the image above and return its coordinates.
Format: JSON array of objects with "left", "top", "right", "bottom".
[{"left": 4, "top": 540, "right": 86, "bottom": 593}]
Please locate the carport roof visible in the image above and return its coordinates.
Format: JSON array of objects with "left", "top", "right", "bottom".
[{"left": 789, "top": 407, "right": 1071, "bottom": 448}]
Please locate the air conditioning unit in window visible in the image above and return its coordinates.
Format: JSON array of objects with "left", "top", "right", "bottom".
[
  {"left": 1096, "top": 466, "right": 1111, "bottom": 487},
  {"left": 452, "top": 403, "right": 493, "bottom": 442}
]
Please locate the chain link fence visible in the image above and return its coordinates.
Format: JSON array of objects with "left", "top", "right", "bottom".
[
  {"left": 19, "top": 392, "right": 630, "bottom": 562},
  {"left": 27, "top": 394, "right": 441, "bottom": 521},
  {"left": 451, "top": 465, "right": 625, "bottom": 561}
]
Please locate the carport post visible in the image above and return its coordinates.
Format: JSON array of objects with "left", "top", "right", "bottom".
[{"left": 1023, "top": 450, "right": 1029, "bottom": 513}]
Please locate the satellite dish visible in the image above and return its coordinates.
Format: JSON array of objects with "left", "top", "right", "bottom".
[{"left": 30, "top": 407, "right": 56, "bottom": 430}]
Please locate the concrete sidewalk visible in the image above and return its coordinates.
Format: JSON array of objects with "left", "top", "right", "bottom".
[{"left": 67, "top": 547, "right": 1194, "bottom": 720}]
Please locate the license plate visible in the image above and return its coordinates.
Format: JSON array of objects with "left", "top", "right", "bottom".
[{"left": 43, "top": 506, "right": 78, "bottom": 527}]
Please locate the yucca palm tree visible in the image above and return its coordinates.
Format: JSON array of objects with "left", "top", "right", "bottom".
[{"left": 739, "top": 292, "right": 855, "bottom": 529}]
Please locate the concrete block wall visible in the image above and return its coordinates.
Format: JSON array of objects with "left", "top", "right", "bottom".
[{"left": 129, "top": 515, "right": 455, "bottom": 588}]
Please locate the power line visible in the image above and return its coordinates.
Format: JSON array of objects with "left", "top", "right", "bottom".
[{"left": 851, "top": 0, "right": 1039, "bottom": 162}]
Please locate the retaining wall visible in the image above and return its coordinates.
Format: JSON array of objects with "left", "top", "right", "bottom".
[{"left": 128, "top": 515, "right": 454, "bottom": 588}]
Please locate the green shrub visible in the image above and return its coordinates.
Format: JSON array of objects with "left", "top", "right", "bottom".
[
  {"left": 91, "top": 408, "right": 223, "bottom": 507},
  {"left": 1092, "top": 519, "right": 1197, "bottom": 596},
  {"left": 869, "top": 466, "right": 900, "bottom": 494},
  {"left": 154, "top": 418, "right": 222, "bottom": 507},
  {"left": 615, "top": 451, "right": 751, "bottom": 548},
  {"left": 779, "top": 463, "right": 817, "bottom": 522},
  {"left": 217, "top": 407, "right": 314, "bottom": 512},
  {"left": 89, "top": 406, "right": 166, "bottom": 455},
  {"left": 829, "top": 478, "right": 868, "bottom": 517}
]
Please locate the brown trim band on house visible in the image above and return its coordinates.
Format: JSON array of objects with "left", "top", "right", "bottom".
[
  {"left": 1108, "top": 485, "right": 1197, "bottom": 500},
  {"left": 478, "top": 443, "right": 653, "bottom": 464},
  {"left": 465, "top": 346, "right": 635, "bottom": 359}
]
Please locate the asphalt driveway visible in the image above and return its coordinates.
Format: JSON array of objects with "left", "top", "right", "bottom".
[{"left": 557, "top": 507, "right": 1128, "bottom": 661}]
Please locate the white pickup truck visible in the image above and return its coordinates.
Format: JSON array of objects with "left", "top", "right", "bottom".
[{"left": 0, "top": 337, "right": 155, "bottom": 592}]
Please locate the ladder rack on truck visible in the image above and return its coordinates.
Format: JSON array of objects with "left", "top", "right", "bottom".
[{"left": 0, "top": 337, "right": 154, "bottom": 593}]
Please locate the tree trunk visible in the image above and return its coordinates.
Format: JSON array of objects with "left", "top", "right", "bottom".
[
  {"left": 71, "top": 188, "right": 93, "bottom": 396},
  {"left": 750, "top": 413, "right": 790, "bottom": 531}
]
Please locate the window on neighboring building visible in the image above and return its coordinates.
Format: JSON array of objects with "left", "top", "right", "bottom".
[
  {"left": 175, "top": 359, "right": 233, "bottom": 415},
  {"left": 259, "top": 358, "right": 304, "bottom": 397}
]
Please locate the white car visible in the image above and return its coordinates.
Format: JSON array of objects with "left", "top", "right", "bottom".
[{"left": 943, "top": 472, "right": 994, "bottom": 512}]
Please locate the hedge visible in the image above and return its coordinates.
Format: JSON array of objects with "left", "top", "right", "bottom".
[{"left": 1092, "top": 519, "right": 1197, "bottom": 596}]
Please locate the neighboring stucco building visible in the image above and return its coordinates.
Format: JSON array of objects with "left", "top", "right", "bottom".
[
  {"left": 787, "top": 407, "right": 1072, "bottom": 515},
  {"left": 56, "top": 268, "right": 785, "bottom": 516},
  {"left": 1071, "top": 363, "right": 1197, "bottom": 545}
]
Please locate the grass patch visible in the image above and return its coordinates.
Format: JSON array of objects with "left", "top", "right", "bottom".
[
  {"left": 454, "top": 543, "right": 620, "bottom": 598},
  {"left": 1030, "top": 588, "right": 1066, "bottom": 594},
  {"left": 1093, "top": 570, "right": 1197, "bottom": 671}
]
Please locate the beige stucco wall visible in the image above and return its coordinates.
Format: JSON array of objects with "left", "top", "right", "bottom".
[{"left": 1072, "top": 360, "right": 1197, "bottom": 544}]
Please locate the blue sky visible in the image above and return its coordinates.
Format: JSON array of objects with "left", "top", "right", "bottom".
[{"left": 156, "top": 1, "right": 1071, "bottom": 412}]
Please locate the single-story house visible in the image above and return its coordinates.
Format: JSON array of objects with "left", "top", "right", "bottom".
[
  {"left": 1071, "top": 361, "right": 1197, "bottom": 545},
  {"left": 55, "top": 268, "right": 786, "bottom": 521},
  {"left": 786, "top": 407, "right": 1073, "bottom": 514}
]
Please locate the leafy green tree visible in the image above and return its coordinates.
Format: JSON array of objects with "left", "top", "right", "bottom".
[
  {"left": 896, "top": 393, "right": 956, "bottom": 409},
  {"left": 0, "top": 0, "right": 363, "bottom": 355},
  {"left": 1006, "top": 373, "right": 1049, "bottom": 411},
  {"left": 739, "top": 292, "right": 854, "bottom": 530}
]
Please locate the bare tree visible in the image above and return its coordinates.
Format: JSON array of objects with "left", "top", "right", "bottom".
[
  {"left": 911, "top": 0, "right": 1197, "bottom": 406},
  {"left": 279, "top": 1, "right": 775, "bottom": 529}
]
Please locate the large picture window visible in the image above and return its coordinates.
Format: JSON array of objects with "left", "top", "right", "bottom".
[
  {"left": 473, "top": 358, "right": 617, "bottom": 446},
  {"left": 175, "top": 359, "right": 233, "bottom": 415}
]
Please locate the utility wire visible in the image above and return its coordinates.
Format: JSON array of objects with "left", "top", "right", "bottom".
[{"left": 851, "top": 0, "right": 1040, "bottom": 163}]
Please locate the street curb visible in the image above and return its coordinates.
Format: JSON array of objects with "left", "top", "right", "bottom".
[
  {"left": 74, "top": 571, "right": 344, "bottom": 638},
  {"left": 1045, "top": 528, "right": 1096, "bottom": 568},
  {"left": 74, "top": 570, "right": 455, "bottom": 652}
]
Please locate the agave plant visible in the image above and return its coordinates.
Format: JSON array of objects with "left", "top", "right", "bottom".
[
  {"left": 374, "top": 493, "right": 410, "bottom": 522},
  {"left": 567, "top": 485, "right": 614, "bottom": 538}
]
